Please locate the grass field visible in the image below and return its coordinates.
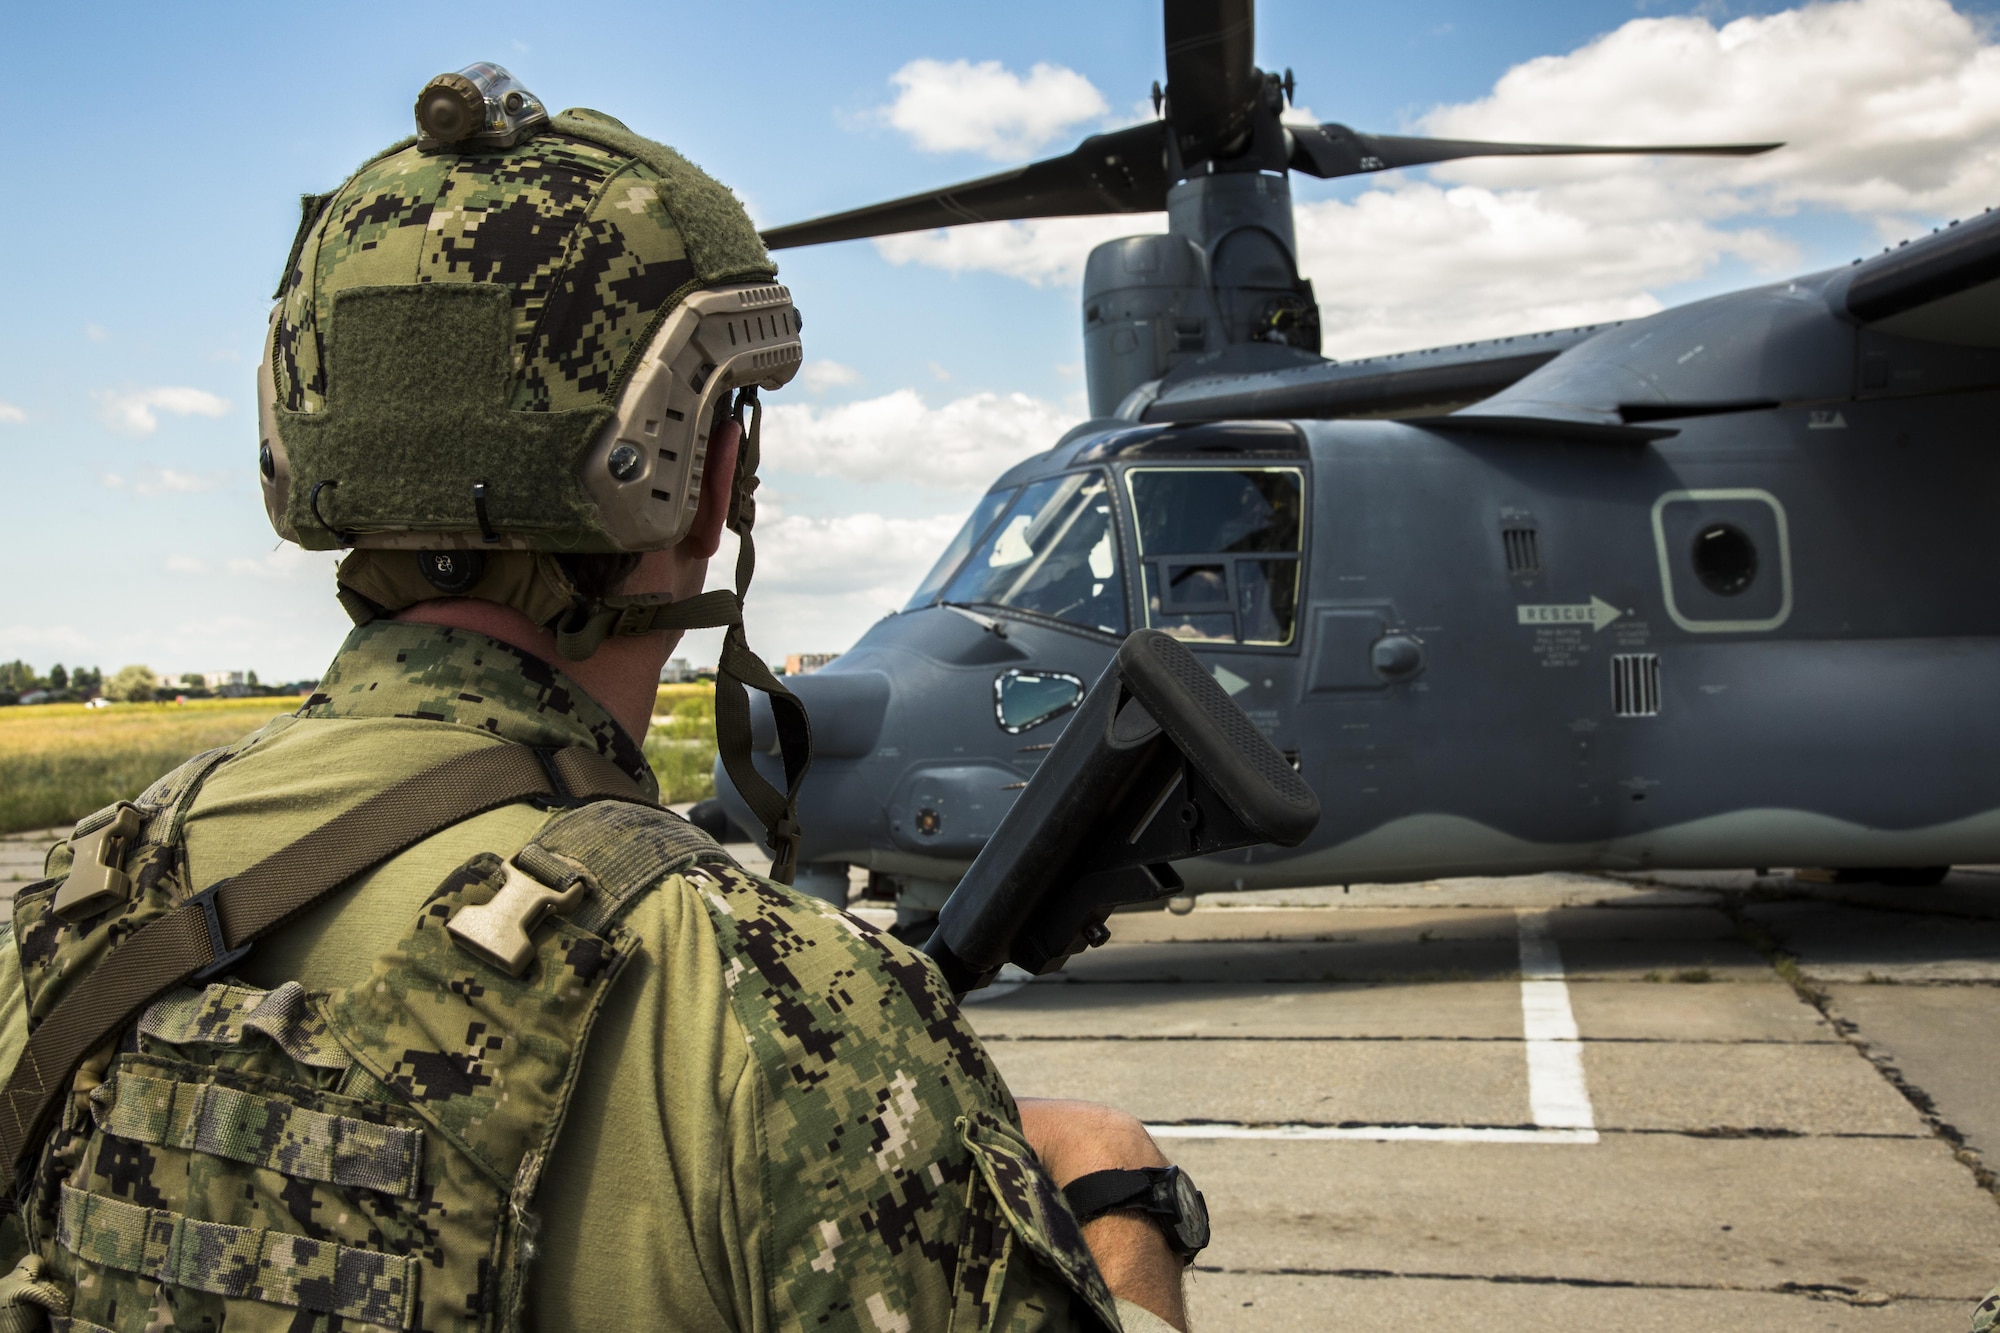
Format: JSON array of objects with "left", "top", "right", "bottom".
[
  {"left": 0, "top": 685, "right": 721, "bottom": 834},
  {"left": 0, "top": 698, "right": 304, "bottom": 834},
  {"left": 646, "top": 684, "right": 720, "bottom": 803}
]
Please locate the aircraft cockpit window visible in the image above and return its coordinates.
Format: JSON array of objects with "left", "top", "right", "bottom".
[
  {"left": 938, "top": 471, "right": 1127, "bottom": 635},
  {"left": 1127, "top": 467, "right": 1305, "bottom": 646},
  {"left": 904, "top": 487, "right": 1018, "bottom": 612}
]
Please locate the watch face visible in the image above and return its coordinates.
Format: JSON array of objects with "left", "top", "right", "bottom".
[{"left": 1169, "top": 1167, "right": 1210, "bottom": 1254}]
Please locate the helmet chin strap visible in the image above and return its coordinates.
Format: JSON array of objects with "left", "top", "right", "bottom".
[
  {"left": 557, "top": 389, "right": 812, "bottom": 883},
  {"left": 712, "top": 388, "right": 813, "bottom": 884}
]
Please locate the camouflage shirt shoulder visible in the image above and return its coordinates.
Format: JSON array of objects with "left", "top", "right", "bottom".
[{"left": 681, "top": 864, "right": 1119, "bottom": 1333}]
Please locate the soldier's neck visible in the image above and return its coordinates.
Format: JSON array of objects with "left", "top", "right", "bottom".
[{"left": 396, "top": 597, "right": 677, "bottom": 745}]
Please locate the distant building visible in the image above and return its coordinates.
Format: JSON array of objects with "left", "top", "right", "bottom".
[
  {"left": 785, "top": 653, "right": 840, "bottom": 676},
  {"left": 201, "top": 671, "right": 246, "bottom": 690},
  {"left": 658, "top": 658, "right": 698, "bottom": 684}
]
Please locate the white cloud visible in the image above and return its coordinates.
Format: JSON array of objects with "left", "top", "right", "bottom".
[
  {"left": 1421, "top": 0, "right": 2000, "bottom": 227},
  {"left": 0, "top": 625, "right": 91, "bottom": 654},
  {"left": 164, "top": 555, "right": 210, "bottom": 574},
  {"left": 766, "top": 388, "right": 1073, "bottom": 490},
  {"left": 84, "top": 323, "right": 108, "bottom": 343},
  {"left": 0, "top": 402, "right": 24, "bottom": 424},
  {"left": 885, "top": 58, "right": 1108, "bottom": 160},
  {"left": 101, "top": 467, "right": 231, "bottom": 496},
  {"left": 1295, "top": 180, "right": 1796, "bottom": 357},
  {"left": 719, "top": 510, "right": 972, "bottom": 657},
  {"left": 98, "top": 386, "right": 232, "bottom": 436},
  {"left": 799, "top": 359, "right": 861, "bottom": 393},
  {"left": 224, "top": 547, "right": 339, "bottom": 581},
  {"left": 756, "top": 511, "right": 967, "bottom": 598},
  {"left": 874, "top": 214, "right": 1164, "bottom": 288},
  {"left": 868, "top": 0, "right": 2000, "bottom": 357}
]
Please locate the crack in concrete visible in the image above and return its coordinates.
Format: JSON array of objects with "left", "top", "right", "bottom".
[
  {"left": 1719, "top": 896, "right": 2000, "bottom": 1206},
  {"left": 1143, "top": 1117, "right": 1923, "bottom": 1142},
  {"left": 1189, "top": 1264, "right": 1956, "bottom": 1307}
]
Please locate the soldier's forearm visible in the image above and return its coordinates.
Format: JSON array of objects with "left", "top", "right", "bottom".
[{"left": 1017, "top": 1097, "right": 1190, "bottom": 1331}]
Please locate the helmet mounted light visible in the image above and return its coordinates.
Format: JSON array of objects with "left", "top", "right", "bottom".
[{"left": 415, "top": 63, "right": 549, "bottom": 150}]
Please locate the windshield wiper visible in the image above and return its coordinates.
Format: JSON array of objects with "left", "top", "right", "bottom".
[{"left": 939, "top": 602, "right": 1011, "bottom": 637}]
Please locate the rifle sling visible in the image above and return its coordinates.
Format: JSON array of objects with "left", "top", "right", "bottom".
[{"left": 0, "top": 742, "right": 649, "bottom": 1193}]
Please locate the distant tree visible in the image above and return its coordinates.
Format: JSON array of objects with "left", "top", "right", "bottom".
[
  {"left": 47, "top": 664, "right": 68, "bottom": 691},
  {"left": 247, "top": 670, "right": 260, "bottom": 688},
  {"left": 0, "top": 661, "right": 36, "bottom": 693},
  {"left": 180, "top": 672, "right": 205, "bottom": 689},
  {"left": 104, "top": 664, "right": 160, "bottom": 703},
  {"left": 71, "top": 666, "right": 102, "bottom": 695}
]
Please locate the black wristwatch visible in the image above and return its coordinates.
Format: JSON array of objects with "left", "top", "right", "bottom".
[{"left": 1062, "top": 1165, "right": 1210, "bottom": 1263}]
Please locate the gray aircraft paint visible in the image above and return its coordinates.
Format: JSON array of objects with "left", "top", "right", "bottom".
[
  {"left": 719, "top": 246, "right": 2000, "bottom": 897},
  {"left": 738, "top": 1, "right": 1999, "bottom": 903}
]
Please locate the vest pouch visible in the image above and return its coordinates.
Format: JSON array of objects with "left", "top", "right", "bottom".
[
  {"left": 35, "top": 848, "right": 638, "bottom": 1333},
  {"left": 12, "top": 791, "right": 703, "bottom": 1333},
  {"left": 44, "top": 985, "right": 429, "bottom": 1333},
  {"left": 951, "top": 1111, "right": 1121, "bottom": 1333}
]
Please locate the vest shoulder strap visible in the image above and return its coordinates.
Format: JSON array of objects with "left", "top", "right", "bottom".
[
  {"left": 0, "top": 742, "right": 653, "bottom": 1192},
  {"left": 524, "top": 798, "right": 736, "bottom": 937}
]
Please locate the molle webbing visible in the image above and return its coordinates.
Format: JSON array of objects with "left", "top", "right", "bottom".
[
  {"left": 0, "top": 743, "right": 653, "bottom": 1192},
  {"left": 56, "top": 1183, "right": 420, "bottom": 1329},
  {"left": 96, "top": 1072, "right": 424, "bottom": 1199}
]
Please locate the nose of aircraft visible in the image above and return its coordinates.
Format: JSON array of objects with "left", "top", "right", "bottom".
[
  {"left": 710, "top": 668, "right": 895, "bottom": 892},
  {"left": 746, "top": 670, "right": 891, "bottom": 760}
]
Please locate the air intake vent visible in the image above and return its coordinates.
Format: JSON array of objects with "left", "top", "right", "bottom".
[
  {"left": 1612, "top": 654, "right": 1661, "bottom": 717},
  {"left": 1502, "top": 527, "right": 1540, "bottom": 575}
]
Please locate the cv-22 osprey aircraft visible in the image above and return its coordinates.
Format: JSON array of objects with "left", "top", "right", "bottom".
[{"left": 711, "top": 0, "right": 2000, "bottom": 929}]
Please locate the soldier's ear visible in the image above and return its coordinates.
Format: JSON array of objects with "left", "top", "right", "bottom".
[{"left": 679, "top": 419, "right": 739, "bottom": 562}]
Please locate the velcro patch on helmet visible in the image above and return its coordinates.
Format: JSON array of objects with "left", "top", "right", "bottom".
[{"left": 275, "top": 283, "right": 615, "bottom": 550}]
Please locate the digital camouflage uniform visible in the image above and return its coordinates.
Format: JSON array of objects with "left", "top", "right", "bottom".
[{"left": 0, "top": 622, "right": 1154, "bottom": 1331}]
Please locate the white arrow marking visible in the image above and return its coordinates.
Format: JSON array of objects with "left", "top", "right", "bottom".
[
  {"left": 1212, "top": 665, "right": 1251, "bottom": 696},
  {"left": 1516, "top": 596, "right": 1623, "bottom": 632}
]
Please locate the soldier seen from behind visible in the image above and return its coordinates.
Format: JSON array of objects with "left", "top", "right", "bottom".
[{"left": 0, "top": 66, "right": 1200, "bottom": 1333}]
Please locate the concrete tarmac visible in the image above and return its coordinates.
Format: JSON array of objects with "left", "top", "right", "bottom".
[
  {"left": 9, "top": 824, "right": 2000, "bottom": 1329},
  {"left": 965, "top": 868, "right": 2000, "bottom": 1331}
]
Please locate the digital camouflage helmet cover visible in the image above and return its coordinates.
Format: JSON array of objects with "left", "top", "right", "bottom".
[{"left": 257, "top": 66, "right": 812, "bottom": 878}]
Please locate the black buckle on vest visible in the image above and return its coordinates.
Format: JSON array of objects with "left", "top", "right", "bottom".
[{"left": 187, "top": 881, "right": 254, "bottom": 982}]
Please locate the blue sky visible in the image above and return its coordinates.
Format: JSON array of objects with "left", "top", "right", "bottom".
[{"left": 3, "top": 0, "right": 1996, "bottom": 681}]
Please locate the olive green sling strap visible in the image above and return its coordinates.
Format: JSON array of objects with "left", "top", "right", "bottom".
[{"left": 0, "top": 742, "right": 652, "bottom": 1192}]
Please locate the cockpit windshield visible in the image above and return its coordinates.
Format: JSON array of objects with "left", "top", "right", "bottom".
[
  {"left": 1127, "top": 467, "right": 1305, "bottom": 645},
  {"left": 903, "top": 487, "right": 1017, "bottom": 613},
  {"left": 936, "top": 471, "right": 1126, "bottom": 635}
]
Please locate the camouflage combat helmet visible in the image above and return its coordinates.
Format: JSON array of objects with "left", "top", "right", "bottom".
[{"left": 258, "top": 66, "right": 811, "bottom": 879}]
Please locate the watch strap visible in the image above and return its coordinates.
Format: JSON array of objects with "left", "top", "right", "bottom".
[{"left": 1062, "top": 1168, "right": 1163, "bottom": 1224}]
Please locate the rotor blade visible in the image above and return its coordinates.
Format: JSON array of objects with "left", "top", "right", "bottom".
[
  {"left": 761, "top": 122, "right": 1170, "bottom": 250},
  {"left": 1163, "top": 0, "right": 1259, "bottom": 157},
  {"left": 1289, "top": 123, "right": 1781, "bottom": 179}
]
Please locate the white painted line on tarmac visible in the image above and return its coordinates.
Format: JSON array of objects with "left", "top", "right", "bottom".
[
  {"left": 1147, "top": 918, "right": 1601, "bottom": 1146},
  {"left": 1517, "top": 907, "right": 1598, "bottom": 1137},
  {"left": 1146, "top": 1123, "right": 1600, "bottom": 1144}
]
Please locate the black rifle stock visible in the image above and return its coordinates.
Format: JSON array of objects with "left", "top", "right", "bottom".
[{"left": 924, "top": 629, "right": 1321, "bottom": 997}]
